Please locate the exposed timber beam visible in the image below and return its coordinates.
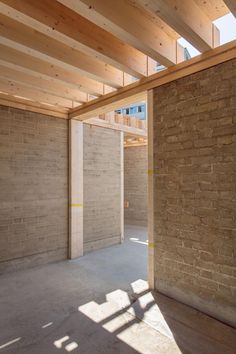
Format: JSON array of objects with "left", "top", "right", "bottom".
[
  {"left": 194, "top": 0, "right": 229, "bottom": 21},
  {"left": 0, "top": 62, "right": 88, "bottom": 103},
  {"left": 71, "top": 92, "right": 147, "bottom": 121},
  {"left": 69, "top": 40, "right": 236, "bottom": 120},
  {"left": 135, "top": 0, "right": 220, "bottom": 52},
  {"left": 0, "top": 41, "right": 104, "bottom": 96},
  {"left": 124, "top": 137, "right": 148, "bottom": 147},
  {"left": 0, "top": 93, "right": 68, "bottom": 118},
  {"left": 57, "top": 0, "right": 181, "bottom": 66},
  {"left": 0, "top": 13, "right": 124, "bottom": 88},
  {"left": 84, "top": 117, "right": 147, "bottom": 137},
  {"left": 0, "top": 77, "right": 74, "bottom": 107},
  {"left": 1, "top": 0, "right": 147, "bottom": 78},
  {"left": 223, "top": 0, "right": 236, "bottom": 17}
]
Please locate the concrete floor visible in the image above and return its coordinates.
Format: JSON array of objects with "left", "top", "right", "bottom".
[{"left": 0, "top": 225, "right": 235, "bottom": 354}]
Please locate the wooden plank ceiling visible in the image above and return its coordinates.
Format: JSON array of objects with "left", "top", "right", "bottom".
[{"left": 0, "top": 0, "right": 232, "bottom": 117}]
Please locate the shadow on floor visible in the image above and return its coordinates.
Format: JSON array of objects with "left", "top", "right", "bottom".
[{"left": 0, "top": 225, "right": 235, "bottom": 353}]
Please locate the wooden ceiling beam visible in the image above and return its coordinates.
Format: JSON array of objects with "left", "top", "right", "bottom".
[
  {"left": 0, "top": 13, "right": 124, "bottom": 88},
  {"left": 71, "top": 91, "right": 147, "bottom": 121},
  {"left": 57, "top": 0, "right": 180, "bottom": 66},
  {"left": 136, "top": 0, "right": 219, "bottom": 52},
  {"left": 0, "top": 62, "right": 88, "bottom": 103},
  {"left": 124, "top": 137, "right": 148, "bottom": 147},
  {"left": 223, "top": 0, "right": 236, "bottom": 17},
  {"left": 1, "top": 0, "right": 147, "bottom": 78},
  {"left": 0, "top": 78, "right": 74, "bottom": 108},
  {"left": 0, "top": 42, "right": 104, "bottom": 96},
  {"left": 194, "top": 0, "right": 229, "bottom": 21},
  {"left": 0, "top": 93, "right": 69, "bottom": 118},
  {"left": 69, "top": 40, "right": 236, "bottom": 120},
  {"left": 84, "top": 117, "right": 147, "bottom": 137}
]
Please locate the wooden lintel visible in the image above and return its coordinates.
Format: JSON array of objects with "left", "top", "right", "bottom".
[
  {"left": 69, "top": 41, "right": 236, "bottom": 120},
  {"left": 0, "top": 93, "right": 69, "bottom": 119},
  {"left": 124, "top": 141, "right": 147, "bottom": 147},
  {"left": 70, "top": 92, "right": 147, "bottom": 120},
  {"left": 84, "top": 117, "right": 147, "bottom": 137}
]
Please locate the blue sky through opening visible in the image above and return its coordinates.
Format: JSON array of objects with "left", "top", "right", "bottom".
[{"left": 178, "top": 13, "right": 236, "bottom": 58}]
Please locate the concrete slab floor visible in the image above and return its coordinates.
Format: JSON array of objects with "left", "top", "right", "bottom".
[{"left": 0, "top": 225, "right": 235, "bottom": 354}]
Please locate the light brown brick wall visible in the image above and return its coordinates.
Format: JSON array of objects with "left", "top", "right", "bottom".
[
  {"left": 83, "top": 125, "right": 122, "bottom": 252},
  {"left": 0, "top": 106, "right": 68, "bottom": 272},
  {"left": 124, "top": 146, "right": 147, "bottom": 226},
  {"left": 153, "top": 59, "right": 236, "bottom": 326}
]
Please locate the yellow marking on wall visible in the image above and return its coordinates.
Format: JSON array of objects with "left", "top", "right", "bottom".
[
  {"left": 148, "top": 242, "right": 155, "bottom": 249},
  {"left": 148, "top": 169, "right": 154, "bottom": 176},
  {"left": 70, "top": 204, "right": 83, "bottom": 207}
]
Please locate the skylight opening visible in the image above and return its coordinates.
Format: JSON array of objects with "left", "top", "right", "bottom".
[
  {"left": 213, "top": 13, "right": 236, "bottom": 45},
  {"left": 177, "top": 38, "right": 200, "bottom": 58},
  {"left": 177, "top": 13, "right": 236, "bottom": 59}
]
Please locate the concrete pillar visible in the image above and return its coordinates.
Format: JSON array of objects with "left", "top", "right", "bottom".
[{"left": 69, "top": 119, "right": 83, "bottom": 259}]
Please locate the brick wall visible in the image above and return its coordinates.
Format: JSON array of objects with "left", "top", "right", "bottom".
[
  {"left": 153, "top": 59, "right": 236, "bottom": 326},
  {"left": 124, "top": 146, "right": 147, "bottom": 226},
  {"left": 83, "top": 125, "right": 122, "bottom": 252},
  {"left": 0, "top": 106, "right": 68, "bottom": 272}
]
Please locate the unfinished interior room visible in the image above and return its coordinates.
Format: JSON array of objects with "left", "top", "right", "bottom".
[{"left": 0, "top": 0, "right": 236, "bottom": 353}]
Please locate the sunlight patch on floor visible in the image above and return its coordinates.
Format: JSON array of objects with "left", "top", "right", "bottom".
[
  {"left": 129, "top": 237, "right": 148, "bottom": 245},
  {"left": 0, "top": 337, "right": 21, "bottom": 350},
  {"left": 78, "top": 280, "right": 181, "bottom": 353}
]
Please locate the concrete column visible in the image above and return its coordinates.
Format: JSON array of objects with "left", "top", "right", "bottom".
[
  {"left": 69, "top": 119, "right": 83, "bottom": 259},
  {"left": 147, "top": 89, "right": 155, "bottom": 289}
]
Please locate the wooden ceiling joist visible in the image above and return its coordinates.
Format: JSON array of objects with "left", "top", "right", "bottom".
[
  {"left": 136, "top": 0, "right": 220, "bottom": 52},
  {"left": 69, "top": 40, "right": 236, "bottom": 120},
  {"left": 0, "top": 92, "right": 68, "bottom": 118},
  {"left": 223, "top": 0, "right": 236, "bottom": 17},
  {"left": 0, "top": 13, "right": 124, "bottom": 88},
  {"left": 0, "top": 62, "right": 88, "bottom": 103},
  {"left": 0, "top": 0, "right": 233, "bottom": 117},
  {"left": 1, "top": 0, "right": 147, "bottom": 78},
  {"left": 0, "top": 77, "right": 74, "bottom": 108},
  {"left": 194, "top": 0, "right": 229, "bottom": 21},
  {"left": 57, "top": 0, "right": 182, "bottom": 67},
  {"left": 0, "top": 42, "right": 104, "bottom": 97}
]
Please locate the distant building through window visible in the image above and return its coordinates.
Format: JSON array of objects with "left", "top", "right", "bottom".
[{"left": 116, "top": 47, "right": 191, "bottom": 120}]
